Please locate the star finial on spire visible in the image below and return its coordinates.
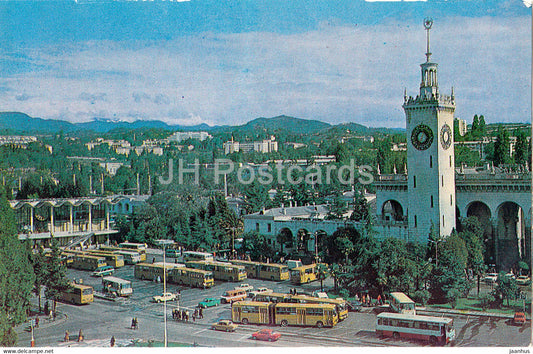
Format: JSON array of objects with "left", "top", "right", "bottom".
[{"left": 424, "top": 18, "right": 433, "bottom": 62}]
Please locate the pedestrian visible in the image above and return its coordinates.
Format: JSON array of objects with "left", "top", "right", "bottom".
[
  {"left": 134, "top": 317, "right": 139, "bottom": 330},
  {"left": 199, "top": 307, "right": 203, "bottom": 319},
  {"left": 110, "top": 336, "right": 115, "bottom": 347},
  {"left": 44, "top": 302, "right": 49, "bottom": 316},
  {"left": 78, "top": 329, "right": 84, "bottom": 342},
  {"left": 192, "top": 311, "right": 196, "bottom": 322},
  {"left": 152, "top": 257, "right": 155, "bottom": 264},
  {"left": 53, "top": 311, "right": 57, "bottom": 321},
  {"left": 64, "top": 330, "right": 70, "bottom": 342},
  {"left": 185, "top": 310, "right": 190, "bottom": 322},
  {"left": 377, "top": 295, "right": 382, "bottom": 306},
  {"left": 131, "top": 318, "right": 136, "bottom": 329}
]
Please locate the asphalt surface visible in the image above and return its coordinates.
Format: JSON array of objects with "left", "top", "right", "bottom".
[{"left": 15, "top": 251, "right": 533, "bottom": 348}]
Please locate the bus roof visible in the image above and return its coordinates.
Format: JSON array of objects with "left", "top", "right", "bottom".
[
  {"left": 183, "top": 251, "right": 213, "bottom": 256},
  {"left": 70, "top": 282, "right": 93, "bottom": 289},
  {"left": 102, "top": 276, "right": 131, "bottom": 284},
  {"left": 390, "top": 292, "right": 415, "bottom": 303},
  {"left": 377, "top": 312, "right": 453, "bottom": 324}
]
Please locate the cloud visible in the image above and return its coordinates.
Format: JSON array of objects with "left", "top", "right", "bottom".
[{"left": 0, "top": 15, "right": 528, "bottom": 127}]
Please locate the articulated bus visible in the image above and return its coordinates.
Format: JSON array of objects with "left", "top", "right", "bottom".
[
  {"left": 98, "top": 246, "right": 142, "bottom": 264},
  {"left": 389, "top": 292, "right": 416, "bottom": 315},
  {"left": 252, "top": 292, "right": 348, "bottom": 321},
  {"left": 182, "top": 251, "right": 214, "bottom": 263},
  {"left": 60, "top": 282, "right": 94, "bottom": 305},
  {"left": 232, "top": 301, "right": 338, "bottom": 328},
  {"left": 119, "top": 242, "right": 147, "bottom": 262},
  {"left": 185, "top": 260, "right": 246, "bottom": 282},
  {"left": 69, "top": 254, "right": 107, "bottom": 271},
  {"left": 376, "top": 312, "right": 455, "bottom": 345},
  {"left": 229, "top": 260, "right": 289, "bottom": 281},
  {"left": 290, "top": 263, "right": 325, "bottom": 284},
  {"left": 85, "top": 250, "right": 125, "bottom": 268}
]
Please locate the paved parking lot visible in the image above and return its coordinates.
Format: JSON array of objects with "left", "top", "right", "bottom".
[{"left": 16, "top": 252, "right": 532, "bottom": 347}]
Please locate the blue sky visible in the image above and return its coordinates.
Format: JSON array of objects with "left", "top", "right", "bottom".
[{"left": 0, "top": 0, "right": 530, "bottom": 127}]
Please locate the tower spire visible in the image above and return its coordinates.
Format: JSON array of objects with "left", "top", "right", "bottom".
[{"left": 424, "top": 18, "right": 433, "bottom": 62}]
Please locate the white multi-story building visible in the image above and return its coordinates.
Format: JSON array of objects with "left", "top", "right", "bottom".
[
  {"left": 168, "top": 131, "right": 212, "bottom": 143},
  {"left": 223, "top": 136, "right": 278, "bottom": 155}
]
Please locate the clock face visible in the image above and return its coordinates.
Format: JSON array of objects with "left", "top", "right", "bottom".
[
  {"left": 411, "top": 124, "right": 434, "bottom": 150},
  {"left": 440, "top": 124, "right": 452, "bottom": 150}
]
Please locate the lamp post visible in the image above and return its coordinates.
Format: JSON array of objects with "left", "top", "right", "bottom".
[
  {"left": 428, "top": 238, "right": 442, "bottom": 267},
  {"left": 155, "top": 239, "right": 173, "bottom": 348}
]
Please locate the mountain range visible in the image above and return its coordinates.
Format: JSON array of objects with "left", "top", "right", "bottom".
[{"left": 0, "top": 112, "right": 402, "bottom": 136}]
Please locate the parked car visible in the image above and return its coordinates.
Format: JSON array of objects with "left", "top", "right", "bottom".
[
  {"left": 235, "top": 283, "right": 254, "bottom": 292},
  {"left": 221, "top": 289, "right": 247, "bottom": 304},
  {"left": 483, "top": 273, "right": 498, "bottom": 284},
  {"left": 199, "top": 297, "right": 221, "bottom": 308},
  {"left": 251, "top": 328, "right": 281, "bottom": 342},
  {"left": 152, "top": 292, "right": 177, "bottom": 303},
  {"left": 211, "top": 320, "right": 238, "bottom": 332},
  {"left": 92, "top": 265, "right": 114, "bottom": 277},
  {"left": 249, "top": 287, "right": 273, "bottom": 298},
  {"left": 513, "top": 312, "right": 526, "bottom": 325},
  {"left": 347, "top": 300, "right": 362, "bottom": 312},
  {"left": 505, "top": 272, "right": 516, "bottom": 279},
  {"left": 516, "top": 276, "right": 531, "bottom": 286}
]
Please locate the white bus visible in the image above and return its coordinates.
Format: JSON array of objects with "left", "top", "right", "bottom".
[
  {"left": 389, "top": 292, "right": 416, "bottom": 315},
  {"left": 376, "top": 312, "right": 455, "bottom": 345},
  {"left": 115, "top": 250, "right": 142, "bottom": 264},
  {"left": 182, "top": 251, "right": 214, "bottom": 263},
  {"left": 102, "top": 276, "right": 133, "bottom": 297}
]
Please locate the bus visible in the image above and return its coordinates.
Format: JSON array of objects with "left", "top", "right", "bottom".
[
  {"left": 115, "top": 250, "right": 141, "bottom": 265},
  {"left": 290, "top": 263, "right": 325, "bottom": 284},
  {"left": 102, "top": 276, "right": 133, "bottom": 297},
  {"left": 134, "top": 262, "right": 182, "bottom": 281},
  {"left": 252, "top": 292, "right": 348, "bottom": 321},
  {"left": 252, "top": 292, "right": 292, "bottom": 303},
  {"left": 168, "top": 267, "right": 215, "bottom": 288},
  {"left": 60, "top": 282, "right": 94, "bottom": 305},
  {"left": 185, "top": 260, "right": 247, "bottom": 282},
  {"left": 98, "top": 246, "right": 142, "bottom": 264},
  {"left": 119, "top": 242, "right": 147, "bottom": 261},
  {"left": 85, "top": 250, "right": 125, "bottom": 268},
  {"left": 134, "top": 262, "right": 214, "bottom": 288},
  {"left": 376, "top": 312, "right": 455, "bottom": 345},
  {"left": 232, "top": 301, "right": 338, "bottom": 328},
  {"left": 389, "top": 292, "right": 416, "bottom": 315},
  {"left": 229, "top": 260, "right": 289, "bottom": 281},
  {"left": 182, "top": 251, "right": 214, "bottom": 263},
  {"left": 291, "top": 294, "right": 348, "bottom": 321},
  {"left": 69, "top": 254, "right": 107, "bottom": 271}
]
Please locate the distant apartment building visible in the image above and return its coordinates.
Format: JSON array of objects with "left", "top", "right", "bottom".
[
  {"left": 86, "top": 138, "right": 163, "bottom": 156},
  {"left": 168, "top": 131, "right": 212, "bottom": 143},
  {"left": 223, "top": 136, "right": 278, "bottom": 155}
]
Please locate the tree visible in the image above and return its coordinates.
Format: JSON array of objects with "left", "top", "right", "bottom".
[
  {"left": 428, "top": 234, "right": 471, "bottom": 303},
  {"left": 457, "top": 217, "right": 486, "bottom": 296},
  {"left": 30, "top": 246, "right": 48, "bottom": 312},
  {"left": 0, "top": 187, "right": 35, "bottom": 346},
  {"left": 493, "top": 126, "right": 511, "bottom": 166},
  {"left": 43, "top": 237, "right": 69, "bottom": 313},
  {"left": 514, "top": 130, "right": 529, "bottom": 166},
  {"left": 494, "top": 272, "right": 519, "bottom": 307}
]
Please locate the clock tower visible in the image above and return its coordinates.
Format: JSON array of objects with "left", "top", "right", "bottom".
[{"left": 403, "top": 19, "right": 456, "bottom": 241}]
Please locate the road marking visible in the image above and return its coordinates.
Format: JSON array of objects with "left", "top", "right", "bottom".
[{"left": 193, "top": 328, "right": 209, "bottom": 335}]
